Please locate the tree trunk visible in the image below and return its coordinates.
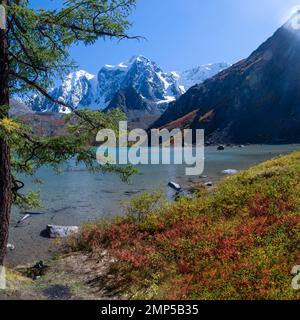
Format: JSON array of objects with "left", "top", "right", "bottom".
[{"left": 0, "top": 0, "right": 12, "bottom": 266}]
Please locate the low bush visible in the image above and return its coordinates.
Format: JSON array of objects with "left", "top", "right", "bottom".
[{"left": 72, "top": 151, "right": 300, "bottom": 300}]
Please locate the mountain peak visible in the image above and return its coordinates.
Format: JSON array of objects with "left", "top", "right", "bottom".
[
  {"left": 66, "top": 70, "right": 95, "bottom": 81},
  {"left": 129, "top": 54, "right": 150, "bottom": 63},
  {"left": 103, "top": 55, "right": 152, "bottom": 71}
]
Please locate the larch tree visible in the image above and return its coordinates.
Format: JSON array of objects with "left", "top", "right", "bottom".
[{"left": 0, "top": 0, "right": 137, "bottom": 265}]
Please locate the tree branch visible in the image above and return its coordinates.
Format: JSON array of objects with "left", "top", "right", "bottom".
[{"left": 10, "top": 70, "right": 98, "bottom": 129}]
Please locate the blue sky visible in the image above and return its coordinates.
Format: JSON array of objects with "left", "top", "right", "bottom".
[{"left": 31, "top": 0, "right": 300, "bottom": 72}]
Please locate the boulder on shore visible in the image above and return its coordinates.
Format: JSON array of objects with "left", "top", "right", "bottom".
[
  {"left": 204, "top": 181, "right": 213, "bottom": 187},
  {"left": 168, "top": 182, "right": 182, "bottom": 191},
  {"left": 222, "top": 169, "right": 239, "bottom": 175},
  {"left": 45, "top": 225, "right": 79, "bottom": 239}
]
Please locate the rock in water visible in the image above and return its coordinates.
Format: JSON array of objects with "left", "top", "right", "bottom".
[
  {"left": 168, "top": 182, "right": 182, "bottom": 191},
  {"left": 7, "top": 243, "right": 15, "bottom": 251},
  {"left": 217, "top": 145, "right": 225, "bottom": 151},
  {"left": 46, "top": 225, "right": 79, "bottom": 238},
  {"left": 222, "top": 169, "right": 239, "bottom": 175}
]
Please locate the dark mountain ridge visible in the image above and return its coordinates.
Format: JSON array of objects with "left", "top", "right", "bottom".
[
  {"left": 153, "top": 13, "right": 300, "bottom": 144},
  {"left": 105, "top": 87, "right": 161, "bottom": 129}
]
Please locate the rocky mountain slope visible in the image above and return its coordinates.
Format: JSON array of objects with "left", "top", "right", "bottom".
[
  {"left": 9, "top": 98, "right": 33, "bottom": 117},
  {"left": 153, "top": 12, "right": 300, "bottom": 144},
  {"left": 105, "top": 87, "right": 160, "bottom": 128}
]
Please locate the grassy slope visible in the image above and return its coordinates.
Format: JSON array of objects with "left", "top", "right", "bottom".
[{"left": 73, "top": 151, "right": 300, "bottom": 300}]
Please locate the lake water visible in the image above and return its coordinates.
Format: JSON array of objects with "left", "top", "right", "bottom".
[{"left": 7, "top": 144, "right": 300, "bottom": 266}]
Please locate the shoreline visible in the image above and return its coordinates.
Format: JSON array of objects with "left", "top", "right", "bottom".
[
  {"left": 6, "top": 144, "right": 300, "bottom": 268},
  {"left": 3, "top": 148, "right": 300, "bottom": 300}
]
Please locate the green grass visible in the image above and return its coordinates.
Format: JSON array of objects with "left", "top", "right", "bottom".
[{"left": 72, "top": 151, "right": 300, "bottom": 300}]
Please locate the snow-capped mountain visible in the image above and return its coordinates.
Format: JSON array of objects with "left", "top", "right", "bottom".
[
  {"left": 96, "top": 55, "right": 184, "bottom": 109},
  {"left": 29, "top": 55, "right": 230, "bottom": 114},
  {"left": 179, "top": 62, "right": 230, "bottom": 90},
  {"left": 30, "top": 70, "right": 97, "bottom": 113}
]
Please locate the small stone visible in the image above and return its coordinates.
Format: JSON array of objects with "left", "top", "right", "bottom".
[
  {"left": 222, "top": 169, "right": 239, "bottom": 175},
  {"left": 7, "top": 243, "right": 15, "bottom": 251},
  {"left": 34, "top": 261, "right": 45, "bottom": 269},
  {"left": 101, "top": 250, "right": 108, "bottom": 257}
]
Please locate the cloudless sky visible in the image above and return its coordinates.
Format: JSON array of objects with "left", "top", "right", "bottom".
[{"left": 30, "top": 0, "right": 300, "bottom": 73}]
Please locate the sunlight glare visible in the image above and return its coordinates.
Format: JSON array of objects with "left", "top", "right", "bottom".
[
  {"left": 290, "top": 5, "right": 300, "bottom": 16},
  {"left": 286, "top": 5, "right": 300, "bottom": 30}
]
